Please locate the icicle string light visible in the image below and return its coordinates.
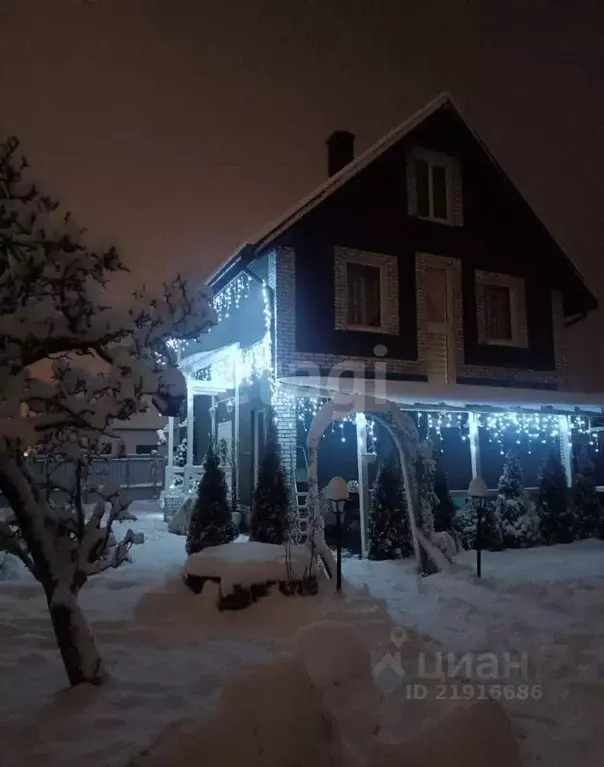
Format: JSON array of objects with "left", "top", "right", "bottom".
[{"left": 295, "top": 397, "right": 377, "bottom": 453}]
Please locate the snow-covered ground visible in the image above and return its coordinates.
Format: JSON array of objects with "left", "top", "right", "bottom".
[{"left": 1, "top": 502, "right": 603, "bottom": 766}]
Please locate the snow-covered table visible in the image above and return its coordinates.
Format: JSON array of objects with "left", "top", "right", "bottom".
[{"left": 183, "top": 542, "right": 319, "bottom": 609}]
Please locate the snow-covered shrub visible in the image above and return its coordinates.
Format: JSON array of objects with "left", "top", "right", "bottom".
[
  {"left": 174, "top": 436, "right": 187, "bottom": 467},
  {"left": 432, "top": 530, "right": 459, "bottom": 561},
  {"left": 167, "top": 498, "right": 194, "bottom": 535},
  {"left": 495, "top": 452, "right": 538, "bottom": 548},
  {"left": 250, "top": 430, "right": 298, "bottom": 545},
  {"left": 367, "top": 454, "right": 412, "bottom": 560},
  {"left": 537, "top": 452, "right": 573, "bottom": 544},
  {"left": 572, "top": 449, "right": 603, "bottom": 539},
  {"left": 186, "top": 445, "right": 236, "bottom": 554},
  {"left": 453, "top": 499, "right": 502, "bottom": 551},
  {"left": 0, "top": 135, "right": 215, "bottom": 686}
]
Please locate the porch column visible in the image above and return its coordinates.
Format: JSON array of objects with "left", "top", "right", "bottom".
[
  {"left": 558, "top": 414, "right": 573, "bottom": 486},
  {"left": 186, "top": 386, "right": 194, "bottom": 467},
  {"left": 468, "top": 411, "right": 482, "bottom": 479},
  {"left": 356, "top": 413, "right": 370, "bottom": 558},
  {"left": 210, "top": 396, "right": 216, "bottom": 441},
  {"left": 234, "top": 354, "right": 241, "bottom": 505},
  {"left": 164, "top": 416, "right": 174, "bottom": 487}
]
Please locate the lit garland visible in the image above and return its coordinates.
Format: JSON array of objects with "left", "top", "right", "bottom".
[
  {"left": 169, "top": 272, "right": 256, "bottom": 356},
  {"left": 417, "top": 411, "right": 469, "bottom": 447},
  {"left": 181, "top": 274, "right": 274, "bottom": 391},
  {"left": 296, "top": 396, "right": 377, "bottom": 452},
  {"left": 570, "top": 415, "right": 599, "bottom": 452},
  {"left": 211, "top": 273, "right": 252, "bottom": 324}
]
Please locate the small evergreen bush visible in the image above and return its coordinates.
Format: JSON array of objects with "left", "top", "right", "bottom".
[
  {"left": 186, "top": 444, "right": 237, "bottom": 555},
  {"left": 250, "top": 431, "right": 298, "bottom": 544},
  {"left": 367, "top": 454, "right": 413, "bottom": 560},
  {"left": 495, "top": 452, "right": 539, "bottom": 548},
  {"left": 571, "top": 448, "right": 602, "bottom": 539},
  {"left": 536, "top": 452, "right": 573, "bottom": 545}
]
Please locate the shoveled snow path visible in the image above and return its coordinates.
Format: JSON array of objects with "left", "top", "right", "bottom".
[{"left": 345, "top": 541, "right": 604, "bottom": 766}]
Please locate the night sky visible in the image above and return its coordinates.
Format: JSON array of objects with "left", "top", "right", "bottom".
[{"left": 1, "top": 0, "right": 603, "bottom": 388}]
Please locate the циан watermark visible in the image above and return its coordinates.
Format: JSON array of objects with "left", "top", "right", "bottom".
[{"left": 373, "top": 626, "right": 542, "bottom": 701}]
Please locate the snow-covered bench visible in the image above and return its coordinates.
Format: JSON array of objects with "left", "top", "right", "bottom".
[{"left": 183, "top": 542, "right": 319, "bottom": 610}]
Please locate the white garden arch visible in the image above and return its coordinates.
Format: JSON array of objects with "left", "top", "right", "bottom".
[{"left": 305, "top": 394, "right": 424, "bottom": 568}]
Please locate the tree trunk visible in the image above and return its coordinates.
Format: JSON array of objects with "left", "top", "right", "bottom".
[{"left": 46, "top": 585, "right": 104, "bottom": 687}]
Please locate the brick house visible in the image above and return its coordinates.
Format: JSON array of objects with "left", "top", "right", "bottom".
[{"left": 162, "top": 93, "right": 602, "bottom": 553}]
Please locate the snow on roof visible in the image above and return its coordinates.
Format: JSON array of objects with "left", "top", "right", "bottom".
[
  {"left": 280, "top": 376, "right": 604, "bottom": 416},
  {"left": 209, "top": 92, "right": 594, "bottom": 313},
  {"left": 209, "top": 93, "right": 453, "bottom": 286},
  {"left": 250, "top": 92, "right": 453, "bottom": 252}
]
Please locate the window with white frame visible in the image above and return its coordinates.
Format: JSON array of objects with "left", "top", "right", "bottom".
[
  {"left": 475, "top": 270, "right": 528, "bottom": 348},
  {"left": 334, "top": 247, "right": 398, "bottom": 335},
  {"left": 346, "top": 261, "right": 383, "bottom": 329},
  {"left": 407, "top": 148, "right": 462, "bottom": 225}
]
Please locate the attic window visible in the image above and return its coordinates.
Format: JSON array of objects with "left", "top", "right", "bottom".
[{"left": 408, "top": 148, "right": 462, "bottom": 225}]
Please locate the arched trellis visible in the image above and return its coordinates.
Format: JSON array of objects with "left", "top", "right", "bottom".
[{"left": 305, "top": 395, "right": 424, "bottom": 569}]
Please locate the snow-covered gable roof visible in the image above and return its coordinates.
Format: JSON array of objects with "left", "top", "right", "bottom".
[
  {"left": 209, "top": 92, "right": 453, "bottom": 290},
  {"left": 252, "top": 92, "right": 453, "bottom": 252},
  {"left": 209, "top": 93, "right": 595, "bottom": 315}
]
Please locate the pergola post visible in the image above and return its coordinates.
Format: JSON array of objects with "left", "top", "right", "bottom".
[
  {"left": 165, "top": 415, "right": 175, "bottom": 489},
  {"left": 234, "top": 354, "right": 241, "bottom": 506},
  {"left": 355, "top": 413, "right": 370, "bottom": 558},
  {"left": 468, "top": 411, "right": 482, "bottom": 480},
  {"left": 186, "top": 386, "right": 194, "bottom": 467},
  {"left": 558, "top": 414, "right": 573, "bottom": 486},
  {"left": 167, "top": 416, "right": 174, "bottom": 469}
]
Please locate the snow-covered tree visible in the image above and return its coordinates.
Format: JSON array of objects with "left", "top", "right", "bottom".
[
  {"left": 174, "top": 436, "right": 187, "bottom": 467},
  {"left": 453, "top": 499, "right": 502, "bottom": 551},
  {"left": 217, "top": 435, "right": 239, "bottom": 516},
  {"left": 416, "top": 440, "right": 437, "bottom": 539},
  {"left": 186, "top": 444, "right": 236, "bottom": 554},
  {"left": 413, "top": 440, "right": 439, "bottom": 574},
  {"left": 250, "top": 430, "right": 298, "bottom": 544},
  {"left": 433, "top": 456, "right": 456, "bottom": 534},
  {"left": 0, "top": 135, "right": 215, "bottom": 686},
  {"left": 572, "top": 449, "right": 602, "bottom": 539},
  {"left": 495, "top": 452, "right": 538, "bottom": 548},
  {"left": 367, "top": 453, "right": 412, "bottom": 560},
  {"left": 536, "top": 453, "right": 573, "bottom": 544}
]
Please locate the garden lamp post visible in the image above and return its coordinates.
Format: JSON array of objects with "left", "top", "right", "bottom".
[
  {"left": 326, "top": 476, "right": 349, "bottom": 593},
  {"left": 468, "top": 476, "right": 488, "bottom": 578}
]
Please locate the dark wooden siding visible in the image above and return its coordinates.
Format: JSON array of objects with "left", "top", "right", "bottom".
[{"left": 275, "top": 105, "right": 589, "bottom": 373}]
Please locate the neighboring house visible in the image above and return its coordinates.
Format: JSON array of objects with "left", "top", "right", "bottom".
[
  {"left": 162, "top": 93, "right": 603, "bottom": 552},
  {"left": 109, "top": 407, "right": 168, "bottom": 456}
]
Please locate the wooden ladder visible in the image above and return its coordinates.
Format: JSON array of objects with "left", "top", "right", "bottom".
[{"left": 295, "top": 446, "right": 309, "bottom": 542}]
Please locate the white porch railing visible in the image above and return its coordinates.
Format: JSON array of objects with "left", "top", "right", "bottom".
[{"left": 165, "top": 465, "right": 204, "bottom": 495}]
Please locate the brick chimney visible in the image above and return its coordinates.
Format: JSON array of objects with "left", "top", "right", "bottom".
[{"left": 326, "top": 130, "right": 355, "bottom": 177}]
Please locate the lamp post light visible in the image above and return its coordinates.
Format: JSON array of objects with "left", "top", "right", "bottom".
[
  {"left": 468, "top": 476, "right": 488, "bottom": 578},
  {"left": 325, "top": 476, "right": 349, "bottom": 593}
]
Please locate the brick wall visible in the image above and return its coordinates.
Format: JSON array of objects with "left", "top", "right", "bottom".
[{"left": 270, "top": 245, "right": 569, "bottom": 448}]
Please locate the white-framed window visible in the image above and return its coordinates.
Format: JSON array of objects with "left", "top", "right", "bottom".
[
  {"left": 407, "top": 147, "right": 462, "bottom": 225},
  {"left": 475, "top": 270, "right": 528, "bottom": 348},
  {"left": 334, "top": 247, "right": 399, "bottom": 335}
]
